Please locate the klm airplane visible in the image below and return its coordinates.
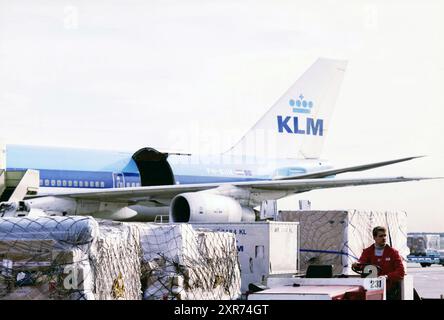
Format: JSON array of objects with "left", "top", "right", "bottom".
[{"left": 0, "top": 58, "right": 431, "bottom": 222}]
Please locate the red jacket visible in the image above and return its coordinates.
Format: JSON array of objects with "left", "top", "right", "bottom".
[{"left": 358, "top": 244, "right": 405, "bottom": 289}]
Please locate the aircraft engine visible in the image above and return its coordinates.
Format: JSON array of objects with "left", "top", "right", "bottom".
[{"left": 169, "top": 192, "right": 256, "bottom": 223}]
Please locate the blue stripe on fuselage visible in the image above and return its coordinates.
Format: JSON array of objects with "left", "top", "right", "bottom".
[{"left": 5, "top": 168, "right": 269, "bottom": 189}]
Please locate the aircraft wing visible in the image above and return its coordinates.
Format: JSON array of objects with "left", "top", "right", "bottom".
[
  {"left": 35, "top": 176, "right": 433, "bottom": 203},
  {"left": 275, "top": 156, "right": 424, "bottom": 180}
]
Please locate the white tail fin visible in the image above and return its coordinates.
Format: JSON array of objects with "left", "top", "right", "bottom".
[{"left": 224, "top": 58, "right": 347, "bottom": 159}]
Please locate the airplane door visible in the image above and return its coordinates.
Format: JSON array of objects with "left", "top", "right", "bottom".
[{"left": 113, "top": 173, "right": 125, "bottom": 188}]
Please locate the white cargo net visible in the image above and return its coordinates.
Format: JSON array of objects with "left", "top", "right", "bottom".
[{"left": 0, "top": 216, "right": 241, "bottom": 300}]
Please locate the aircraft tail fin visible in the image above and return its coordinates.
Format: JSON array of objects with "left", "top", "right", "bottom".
[{"left": 224, "top": 58, "right": 348, "bottom": 159}]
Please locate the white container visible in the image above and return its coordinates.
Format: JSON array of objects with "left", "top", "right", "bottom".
[{"left": 192, "top": 221, "right": 299, "bottom": 293}]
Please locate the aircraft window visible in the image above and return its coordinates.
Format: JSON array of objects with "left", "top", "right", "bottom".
[
  {"left": 74, "top": 181, "right": 78, "bottom": 187},
  {"left": 62, "top": 180, "right": 67, "bottom": 187},
  {"left": 126, "top": 182, "right": 130, "bottom": 187},
  {"left": 39, "top": 179, "right": 43, "bottom": 186},
  {"left": 100, "top": 182, "right": 105, "bottom": 188},
  {"left": 90, "top": 181, "right": 94, "bottom": 187},
  {"left": 68, "top": 181, "right": 72, "bottom": 187},
  {"left": 79, "top": 181, "right": 83, "bottom": 187},
  {"left": 95, "top": 181, "right": 100, "bottom": 188},
  {"left": 131, "top": 182, "right": 136, "bottom": 187},
  {"left": 51, "top": 180, "right": 56, "bottom": 186},
  {"left": 84, "top": 181, "right": 88, "bottom": 187},
  {"left": 45, "top": 179, "right": 50, "bottom": 186},
  {"left": 57, "top": 180, "right": 61, "bottom": 187}
]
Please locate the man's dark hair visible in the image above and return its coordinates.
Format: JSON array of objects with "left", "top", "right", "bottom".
[{"left": 372, "top": 226, "right": 387, "bottom": 237}]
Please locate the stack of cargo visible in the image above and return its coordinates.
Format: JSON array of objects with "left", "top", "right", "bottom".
[
  {"left": 278, "top": 210, "right": 409, "bottom": 275},
  {"left": 0, "top": 216, "right": 142, "bottom": 300},
  {"left": 88, "top": 220, "right": 142, "bottom": 300},
  {"left": 133, "top": 223, "right": 241, "bottom": 300},
  {"left": 0, "top": 216, "right": 241, "bottom": 300}
]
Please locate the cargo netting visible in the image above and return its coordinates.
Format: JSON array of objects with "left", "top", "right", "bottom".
[
  {"left": 278, "top": 210, "right": 409, "bottom": 275},
  {"left": 0, "top": 216, "right": 241, "bottom": 300}
]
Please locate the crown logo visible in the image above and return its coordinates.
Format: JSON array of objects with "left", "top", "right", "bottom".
[{"left": 289, "top": 94, "right": 313, "bottom": 114}]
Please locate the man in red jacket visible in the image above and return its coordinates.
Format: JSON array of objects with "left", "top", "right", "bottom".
[{"left": 352, "top": 226, "right": 406, "bottom": 300}]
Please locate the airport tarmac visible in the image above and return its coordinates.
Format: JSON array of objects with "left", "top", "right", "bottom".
[{"left": 407, "top": 263, "right": 444, "bottom": 299}]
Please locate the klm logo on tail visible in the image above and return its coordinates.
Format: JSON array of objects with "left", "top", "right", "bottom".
[{"left": 277, "top": 94, "right": 324, "bottom": 136}]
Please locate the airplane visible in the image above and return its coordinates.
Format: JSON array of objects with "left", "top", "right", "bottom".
[{"left": 0, "top": 58, "right": 433, "bottom": 223}]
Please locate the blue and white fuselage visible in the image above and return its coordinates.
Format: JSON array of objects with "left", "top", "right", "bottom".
[{"left": 4, "top": 144, "right": 332, "bottom": 195}]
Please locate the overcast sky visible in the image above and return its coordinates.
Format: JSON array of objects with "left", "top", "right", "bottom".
[{"left": 1, "top": 0, "right": 443, "bottom": 231}]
